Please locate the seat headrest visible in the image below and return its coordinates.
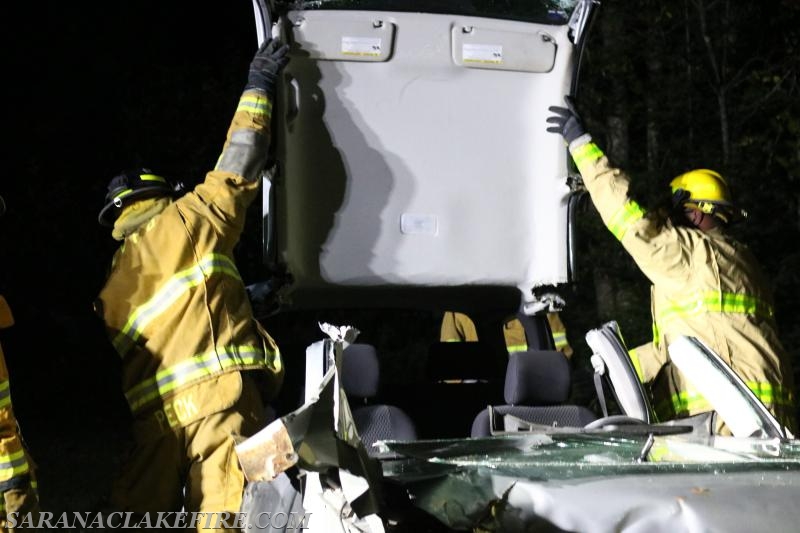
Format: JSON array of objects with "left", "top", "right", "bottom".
[
  {"left": 504, "top": 350, "right": 570, "bottom": 405},
  {"left": 342, "top": 343, "right": 380, "bottom": 398}
]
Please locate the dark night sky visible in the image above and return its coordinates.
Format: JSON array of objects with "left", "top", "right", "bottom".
[
  {"left": 3, "top": 2, "right": 264, "bottom": 511},
  {"left": 4, "top": 0, "right": 800, "bottom": 514}
]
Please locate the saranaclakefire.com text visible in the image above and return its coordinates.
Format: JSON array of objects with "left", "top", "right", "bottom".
[{"left": 6, "top": 511, "right": 312, "bottom": 529}]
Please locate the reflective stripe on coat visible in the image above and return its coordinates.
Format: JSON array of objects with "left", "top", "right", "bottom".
[
  {"left": 440, "top": 311, "right": 572, "bottom": 357},
  {"left": 0, "top": 298, "right": 34, "bottom": 493},
  {"left": 571, "top": 140, "right": 797, "bottom": 432},
  {"left": 97, "top": 90, "right": 283, "bottom": 423}
]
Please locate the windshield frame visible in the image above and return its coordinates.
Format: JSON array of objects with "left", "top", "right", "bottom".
[{"left": 273, "top": 0, "right": 583, "bottom": 25}]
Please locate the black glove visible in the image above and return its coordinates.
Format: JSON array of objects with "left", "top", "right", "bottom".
[
  {"left": 245, "top": 37, "right": 290, "bottom": 95},
  {"left": 546, "top": 96, "right": 587, "bottom": 145}
]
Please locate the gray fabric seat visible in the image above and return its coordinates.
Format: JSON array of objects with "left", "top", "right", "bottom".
[
  {"left": 471, "top": 350, "right": 597, "bottom": 437},
  {"left": 342, "top": 343, "right": 418, "bottom": 454}
]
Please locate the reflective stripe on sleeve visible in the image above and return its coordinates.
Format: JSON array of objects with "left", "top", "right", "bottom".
[
  {"left": 627, "top": 349, "right": 645, "bottom": 383},
  {"left": 0, "top": 449, "right": 30, "bottom": 483},
  {"left": 651, "top": 320, "right": 661, "bottom": 348},
  {"left": 745, "top": 381, "right": 794, "bottom": 407},
  {"left": 654, "top": 389, "right": 709, "bottom": 420},
  {"left": 552, "top": 332, "right": 569, "bottom": 350},
  {"left": 0, "top": 380, "right": 11, "bottom": 409},
  {"left": 655, "top": 292, "right": 774, "bottom": 343},
  {"left": 506, "top": 343, "right": 528, "bottom": 353},
  {"left": 124, "top": 344, "right": 275, "bottom": 413},
  {"left": 571, "top": 142, "right": 604, "bottom": 167},
  {"left": 658, "top": 380, "right": 792, "bottom": 421},
  {"left": 236, "top": 92, "right": 272, "bottom": 119},
  {"left": 112, "top": 253, "right": 242, "bottom": 356},
  {"left": 607, "top": 200, "right": 646, "bottom": 241}
]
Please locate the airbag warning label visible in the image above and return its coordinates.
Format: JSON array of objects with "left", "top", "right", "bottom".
[
  {"left": 462, "top": 43, "right": 503, "bottom": 64},
  {"left": 341, "top": 36, "right": 382, "bottom": 56}
]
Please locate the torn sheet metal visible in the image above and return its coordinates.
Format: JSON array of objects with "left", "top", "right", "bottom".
[
  {"left": 236, "top": 419, "right": 298, "bottom": 482},
  {"left": 237, "top": 323, "right": 386, "bottom": 532},
  {"left": 379, "top": 434, "right": 800, "bottom": 532}
]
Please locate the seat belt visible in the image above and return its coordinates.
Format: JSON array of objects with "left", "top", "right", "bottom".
[
  {"left": 591, "top": 354, "right": 609, "bottom": 418},
  {"left": 516, "top": 312, "right": 554, "bottom": 351}
]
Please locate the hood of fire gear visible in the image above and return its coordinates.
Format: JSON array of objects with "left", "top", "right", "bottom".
[
  {"left": 669, "top": 169, "right": 743, "bottom": 224},
  {"left": 112, "top": 196, "right": 173, "bottom": 241},
  {"left": 99, "top": 169, "right": 183, "bottom": 227}
]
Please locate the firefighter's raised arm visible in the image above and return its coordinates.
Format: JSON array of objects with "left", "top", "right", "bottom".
[{"left": 215, "top": 37, "right": 290, "bottom": 183}]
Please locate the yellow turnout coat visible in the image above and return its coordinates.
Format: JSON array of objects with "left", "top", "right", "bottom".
[
  {"left": 0, "top": 296, "right": 38, "bottom": 529},
  {"left": 440, "top": 311, "right": 573, "bottom": 358},
  {"left": 569, "top": 137, "right": 796, "bottom": 432},
  {"left": 96, "top": 89, "right": 283, "bottom": 432}
]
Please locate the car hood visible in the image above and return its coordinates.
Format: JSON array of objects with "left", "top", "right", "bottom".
[{"left": 378, "top": 433, "right": 800, "bottom": 532}]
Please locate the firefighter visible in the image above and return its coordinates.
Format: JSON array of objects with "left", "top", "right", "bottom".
[
  {"left": 440, "top": 311, "right": 573, "bottom": 358},
  {"left": 95, "top": 38, "right": 288, "bottom": 529},
  {"left": 546, "top": 98, "right": 797, "bottom": 434},
  {"left": 0, "top": 199, "right": 40, "bottom": 532}
]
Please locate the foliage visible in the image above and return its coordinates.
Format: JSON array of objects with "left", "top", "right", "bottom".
[{"left": 571, "top": 0, "right": 800, "bottom": 380}]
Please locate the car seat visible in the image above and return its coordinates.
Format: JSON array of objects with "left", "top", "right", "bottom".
[
  {"left": 471, "top": 350, "right": 597, "bottom": 437},
  {"left": 342, "top": 343, "right": 418, "bottom": 454}
]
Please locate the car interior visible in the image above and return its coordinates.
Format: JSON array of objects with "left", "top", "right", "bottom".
[
  {"left": 261, "top": 303, "right": 601, "bottom": 446},
  {"left": 247, "top": 0, "right": 607, "bottom": 446}
]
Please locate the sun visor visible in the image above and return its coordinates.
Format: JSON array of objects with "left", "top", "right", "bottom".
[
  {"left": 268, "top": 11, "right": 575, "bottom": 304},
  {"left": 452, "top": 25, "right": 556, "bottom": 73},
  {"left": 287, "top": 12, "right": 395, "bottom": 62}
]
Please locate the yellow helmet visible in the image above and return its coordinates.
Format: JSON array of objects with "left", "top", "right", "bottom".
[{"left": 670, "top": 169, "right": 740, "bottom": 223}]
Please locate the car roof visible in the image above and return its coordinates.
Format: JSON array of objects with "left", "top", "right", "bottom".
[{"left": 253, "top": 0, "right": 596, "bottom": 312}]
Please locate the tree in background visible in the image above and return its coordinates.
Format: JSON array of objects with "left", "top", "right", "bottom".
[{"left": 568, "top": 0, "right": 800, "bottom": 408}]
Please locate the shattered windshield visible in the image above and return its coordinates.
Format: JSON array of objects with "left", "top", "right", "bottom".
[
  {"left": 381, "top": 434, "right": 800, "bottom": 481},
  {"left": 277, "top": 0, "right": 580, "bottom": 24}
]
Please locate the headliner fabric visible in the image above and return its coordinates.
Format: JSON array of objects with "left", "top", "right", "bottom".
[{"left": 275, "top": 12, "right": 573, "bottom": 296}]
